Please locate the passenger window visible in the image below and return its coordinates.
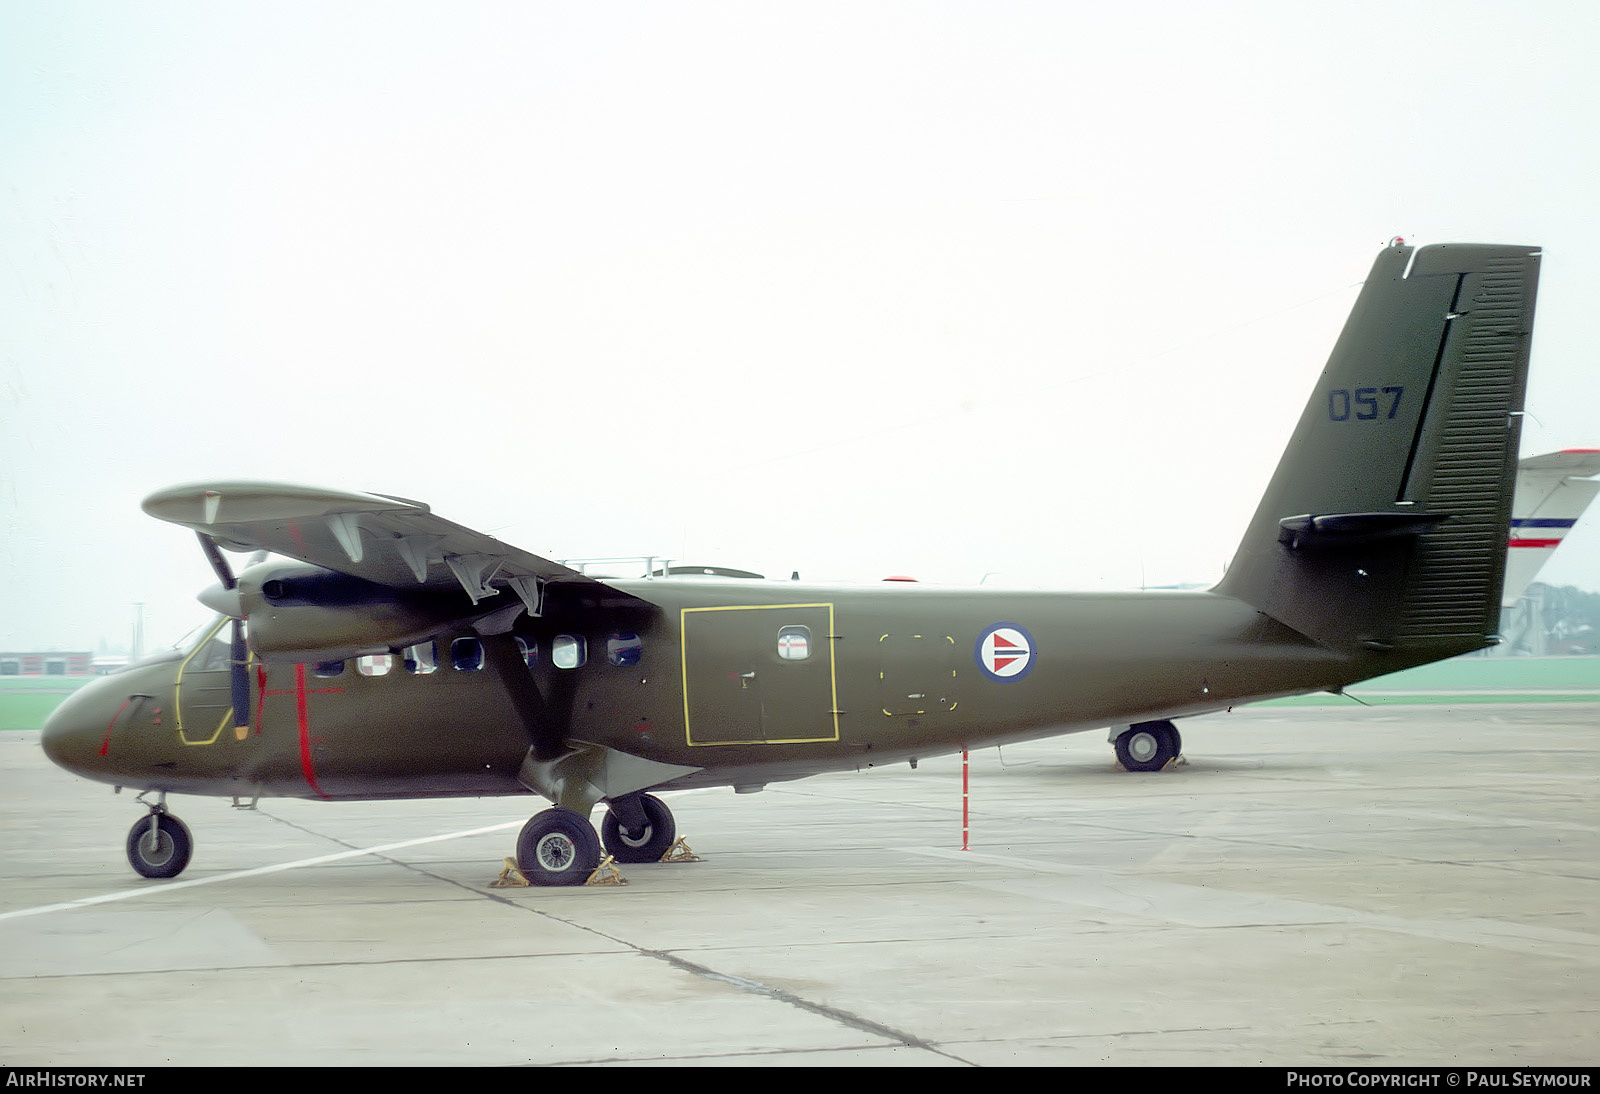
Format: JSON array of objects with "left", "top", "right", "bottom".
[
  {"left": 552, "top": 635, "right": 586, "bottom": 670},
  {"left": 778, "top": 625, "right": 811, "bottom": 661},
  {"left": 357, "top": 654, "right": 393, "bottom": 677},
  {"left": 314, "top": 660, "right": 345, "bottom": 678},
  {"left": 607, "top": 632, "right": 642, "bottom": 667},
  {"left": 451, "top": 638, "right": 484, "bottom": 672},
  {"left": 404, "top": 642, "right": 437, "bottom": 674},
  {"left": 516, "top": 637, "right": 537, "bottom": 669}
]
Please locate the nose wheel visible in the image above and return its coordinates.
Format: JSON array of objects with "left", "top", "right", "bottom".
[{"left": 126, "top": 808, "right": 193, "bottom": 879}]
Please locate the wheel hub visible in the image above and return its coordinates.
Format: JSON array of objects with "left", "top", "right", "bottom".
[
  {"left": 535, "top": 832, "right": 576, "bottom": 871},
  {"left": 1128, "top": 732, "right": 1158, "bottom": 763},
  {"left": 139, "top": 832, "right": 174, "bottom": 866}
]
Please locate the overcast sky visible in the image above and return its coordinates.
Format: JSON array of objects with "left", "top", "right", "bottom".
[{"left": 3, "top": 1, "right": 1597, "bottom": 650}]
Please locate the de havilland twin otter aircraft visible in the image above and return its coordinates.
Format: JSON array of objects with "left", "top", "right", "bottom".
[{"left": 42, "top": 239, "right": 1545, "bottom": 886}]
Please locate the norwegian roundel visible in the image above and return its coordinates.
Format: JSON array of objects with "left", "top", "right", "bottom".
[{"left": 975, "top": 623, "right": 1035, "bottom": 682}]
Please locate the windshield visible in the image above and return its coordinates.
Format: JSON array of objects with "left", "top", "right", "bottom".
[{"left": 170, "top": 615, "right": 226, "bottom": 654}]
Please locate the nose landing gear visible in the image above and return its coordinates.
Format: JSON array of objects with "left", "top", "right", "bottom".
[{"left": 126, "top": 795, "right": 193, "bottom": 879}]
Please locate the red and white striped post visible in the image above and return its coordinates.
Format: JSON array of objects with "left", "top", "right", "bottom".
[{"left": 962, "top": 749, "right": 970, "bottom": 850}]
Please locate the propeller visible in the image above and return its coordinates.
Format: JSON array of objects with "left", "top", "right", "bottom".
[{"left": 194, "top": 532, "right": 257, "bottom": 731}]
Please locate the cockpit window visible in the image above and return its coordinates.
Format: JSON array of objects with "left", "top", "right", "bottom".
[
  {"left": 189, "top": 619, "right": 246, "bottom": 671},
  {"left": 176, "top": 617, "right": 223, "bottom": 655},
  {"left": 194, "top": 627, "right": 231, "bottom": 671}
]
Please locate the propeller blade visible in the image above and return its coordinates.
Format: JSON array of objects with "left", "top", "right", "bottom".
[
  {"left": 229, "top": 617, "right": 251, "bottom": 731},
  {"left": 196, "top": 532, "right": 237, "bottom": 590}
]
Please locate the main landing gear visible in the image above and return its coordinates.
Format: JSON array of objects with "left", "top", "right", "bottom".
[
  {"left": 516, "top": 807, "right": 601, "bottom": 886},
  {"left": 126, "top": 795, "right": 193, "bottom": 879},
  {"left": 1114, "top": 720, "right": 1182, "bottom": 772},
  {"left": 515, "top": 792, "right": 680, "bottom": 886},
  {"left": 600, "top": 791, "right": 677, "bottom": 864}
]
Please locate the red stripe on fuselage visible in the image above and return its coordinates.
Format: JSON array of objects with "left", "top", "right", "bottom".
[
  {"left": 98, "top": 698, "right": 132, "bottom": 757},
  {"left": 294, "top": 662, "right": 329, "bottom": 800},
  {"left": 1508, "top": 538, "right": 1562, "bottom": 548},
  {"left": 255, "top": 664, "right": 268, "bottom": 735}
]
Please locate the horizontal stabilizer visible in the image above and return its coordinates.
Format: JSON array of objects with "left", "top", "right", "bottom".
[{"left": 1277, "top": 511, "right": 1449, "bottom": 549}]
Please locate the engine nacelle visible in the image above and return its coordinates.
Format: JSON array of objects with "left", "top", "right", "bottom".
[{"left": 228, "top": 562, "right": 468, "bottom": 663}]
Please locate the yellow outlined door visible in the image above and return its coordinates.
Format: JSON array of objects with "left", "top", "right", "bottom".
[
  {"left": 174, "top": 617, "right": 248, "bottom": 745},
  {"left": 681, "top": 604, "right": 838, "bottom": 746}
]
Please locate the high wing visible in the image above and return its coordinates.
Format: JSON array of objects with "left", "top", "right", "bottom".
[{"left": 142, "top": 480, "right": 643, "bottom": 614}]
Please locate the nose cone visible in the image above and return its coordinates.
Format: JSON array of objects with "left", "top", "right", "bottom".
[
  {"left": 41, "top": 678, "right": 117, "bottom": 782},
  {"left": 198, "top": 582, "right": 243, "bottom": 618}
]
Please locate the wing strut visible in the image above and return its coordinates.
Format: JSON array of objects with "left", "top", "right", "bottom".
[{"left": 482, "top": 636, "right": 565, "bottom": 761}]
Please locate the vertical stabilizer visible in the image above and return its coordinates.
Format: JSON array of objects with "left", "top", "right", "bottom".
[{"left": 1216, "top": 240, "right": 1541, "bottom": 660}]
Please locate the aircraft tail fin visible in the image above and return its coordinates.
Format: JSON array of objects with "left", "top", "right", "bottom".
[
  {"left": 1215, "top": 240, "right": 1541, "bottom": 660},
  {"left": 1502, "top": 449, "right": 1600, "bottom": 607}
]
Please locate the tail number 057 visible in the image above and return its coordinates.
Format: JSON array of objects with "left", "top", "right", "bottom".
[{"left": 1328, "top": 386, "right": 1403, "bottom": 421}]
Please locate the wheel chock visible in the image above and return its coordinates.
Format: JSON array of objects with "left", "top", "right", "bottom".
[
  {"left": 585, "top": 853, "right": 628, "bottom": 886},
  {"left": 490, "top": 858, "right": 529, "bottom": 888},
  {"left": 660, "top": 837, "right": 701, "bottom": 863}
]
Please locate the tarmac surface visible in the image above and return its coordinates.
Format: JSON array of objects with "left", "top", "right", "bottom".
[{"left": 1, "top": 702, "right": 1596, "bottom": 1067}]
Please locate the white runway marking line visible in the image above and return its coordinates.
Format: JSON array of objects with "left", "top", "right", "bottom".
[{"left": 0, "top": 820, "right": 524, "bottom": 923}]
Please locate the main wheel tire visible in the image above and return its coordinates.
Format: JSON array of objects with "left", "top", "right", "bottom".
[
  {"left": 126, "top": 812, "right": 193, "bottom": 879},
  {"left": 516, "top": 808, "right": 602, "bottom": 886},
  {"left": 601, "top": 794, "right": 677, "bottom": 864},
  {"left": 1115, "top": 721, "right": 1181, "bottom": 772}
]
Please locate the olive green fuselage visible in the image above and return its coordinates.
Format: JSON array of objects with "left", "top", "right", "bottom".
[{"left": 46, "top": 579, "right": 1473, "bottom": 803}]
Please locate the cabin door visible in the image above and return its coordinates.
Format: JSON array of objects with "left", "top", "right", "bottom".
[
  {"left": 680, "top": 604, "right": 838, "bottom": 746},
  {"left": 174, "top": 618, "right": 248, "bottom": 745}
]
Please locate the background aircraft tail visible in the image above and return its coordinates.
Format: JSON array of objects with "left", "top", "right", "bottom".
[
  {"left": 1216, "top": 240, "right": 1542, "bottom": 662},
  {"left": 1502, "top": 449, "right": 1600, "bottom": 608}
]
